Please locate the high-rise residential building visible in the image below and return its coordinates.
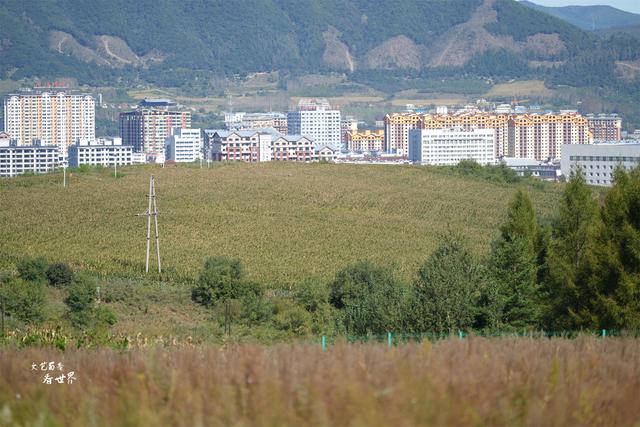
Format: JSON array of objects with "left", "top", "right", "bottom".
[
  {"left": 419, "top": 113, "right": 510, "bottom": 158},
  {"left": 119, "top": 108, "right": 191, "bottom": 158},
  {"left": 384, "top": 113, "right": 422, "bottom": 156},
  {"left": 561, "top": 143, "right": 640, "bottom": 186},
  {"left": 346, "top": 130, "right": 385, "bottom": 152},
  {"left": 408, "top": 128, "right": 496, "bottom": 166},
  {"left": 586, "top": 114, "right": 622, "bottom": 142},
  {"left": 0, "top": 132, "right": 59, "bottom": 178},
  {"left": 508, "top": 113, "right": 590, "bottom": 160},
  {"left": 165, "top": 128, "right": 202, "bottom": 163},
  {"left": 386, "top": 111, "right": 592, "bottom": 161},
  {"left": 68, "top": 137, "right": 133, "bottom": 168},
  {"left": 287, "top": 98, "right": 341, "bottom": 149},
  {"left": 3, "top": 90, "right": 95, "bottom": 157}
]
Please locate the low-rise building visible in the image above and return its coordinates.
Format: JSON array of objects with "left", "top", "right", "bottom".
[
  {"left": 560, "top": 143, "right": 640, "bottom": 186},
  {"left": 501, "top": 157, "right": 560, "bottom": 180},
  {"left": 165, "top": 128, "right": 202, "bottom": 163},
  {"left": 408, "top": 128, "right": 496, "bottom": 166},
  {"left": 315, "top": 144, "right": 339, "bottom": 162},
  {"left": 225, "top": 112, "right": 288, "bottom": 134},
  {"left": 204, "top": 129, "right": 271, "bottom": 162},
  {"left": 346, "top": 130, "right": 384, "bottom": 152},
  {"left": 0, "top": 133, "right": 59, "bottom": 177},
  {"left": 272, "top": 135, "right": 317, "bottom": 161},
  {"left": 68, "top": 137, "right": 133, "bottom": 167}
]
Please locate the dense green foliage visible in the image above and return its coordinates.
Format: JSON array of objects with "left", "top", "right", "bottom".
[
  {"left": 0, "top": 277, "right": 46, "bottom": 324},
  {"left": 486, "top": 0, "right": 593, "bottom": 52},
  {"left": 329, "top": 262, "right": 407, "bottom": 335},
  {"left": 46, "top": 263, "right": 74, "bottom": 288},
  {"left": 16, "top": 257, "right": 48, "bottom": 283},
  {"left": 410, "top": 233, "right": 483, "bottom": 333},
  {"left": 0, "top": 0, "right": 636, "bottom": 95}
]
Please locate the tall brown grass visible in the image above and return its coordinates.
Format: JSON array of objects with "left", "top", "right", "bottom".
[{"left": 1, "top": 337, "right": 639, "bottom": 426}]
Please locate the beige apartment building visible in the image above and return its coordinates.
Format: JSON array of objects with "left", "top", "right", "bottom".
[{"left": 3, "top": 90, "right": 95, "bottom": 156}]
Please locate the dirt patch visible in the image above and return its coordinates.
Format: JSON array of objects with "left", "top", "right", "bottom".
[
  {"left": 364, "top": 35, "right": 421, "bottom": 70},
  {"left": 48, "top": 31, "right": 165, "bottom": 69},
  {"left": 48, "top": 31, "right": 110, "bottom": 66},
  {"left": 322, "top": 27, "right": 355, "bottom": 72},
  {"left": 427, "top": 0, "right": 566, "bottom": 68}
]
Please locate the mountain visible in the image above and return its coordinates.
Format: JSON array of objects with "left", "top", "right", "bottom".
[
  {"left": 520, "top": 1, "right": 640, "bottom": 31},
  {"left": 0, "top": 0, "right": 637, "bottom": 92}
]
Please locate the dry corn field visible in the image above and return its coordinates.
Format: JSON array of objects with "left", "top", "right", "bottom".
[
  {"left": 0, "top": 337, "right": 639, "bottom": 426},
  {"left": 0, "top": 163, "right": 561, "bottom": 285}
]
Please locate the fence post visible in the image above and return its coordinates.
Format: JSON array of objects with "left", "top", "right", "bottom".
[
  {"left": 601, "top": 329, "right": 606, "bottom": 338},
  {"left": 387, "top": 332, "right": 392, "bottom": 347},
  {"left": 321, "top": 335, "right": 326, "bottom": 351},
  {"left": 458, "top": 330, "right": 464, "bottom": 340}
]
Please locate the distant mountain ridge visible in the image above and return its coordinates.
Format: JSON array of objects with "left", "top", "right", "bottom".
[
  {"left": 521, "top": 1, "right": 640, "bottom": 31},
  {"left": 0, "top": 0, "right": 638, "bottom": 91}
]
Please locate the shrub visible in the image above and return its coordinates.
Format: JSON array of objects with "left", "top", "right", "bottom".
[
  {"left": 192, "top": 256, "right": 247, "bottom": 306},
  {"left": 329, "top": 262, "right": 407, "bottom": 335},
  {"left": 46, "top": 263, "right": 74, "bottom": 287},
  {"left": 64, "top": 274, "right": 97, "bottom": 327},
  {"left": 0, "top": 277, "right": 46, "bottom": 324},
  {"left": 16, "top": 257, "right": 48, "bottom": 283},
  {"left": 294, "top": 277, "right": 330, "bottom": 313}
]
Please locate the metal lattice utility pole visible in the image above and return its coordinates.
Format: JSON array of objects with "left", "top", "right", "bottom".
[{"left": 137, "top": 175, "right": 161, "bottom": 273}]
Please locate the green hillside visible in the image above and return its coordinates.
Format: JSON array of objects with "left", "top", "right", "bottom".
[
  {"left": 0, "top": 0, "right": 636, "bottom": 89},
  {"left": 0, "top": 163, "right": 561, "bottom": 286},
  {"left": 521, "top": 1, "right": 640, "bottom": 31}
]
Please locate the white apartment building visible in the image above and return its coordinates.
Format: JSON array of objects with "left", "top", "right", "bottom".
[
  {"left": 408, "top": 128, "right": 496, "bottom": 166},
  {"left": 205, "top": 130, "right": 272, "bottom": 162},
  {"left": 287, "top": 99, "right": 341, "bottom": 148},
  {"left": 165, "top": 127, "right": 202, "bottom": 162},
  {"left": 0, "top": 133, "right": 59, "bottom": 177},
  {"left": 561, "top": 143, "right": 640, "bottom": 186},
  {"left": 272, "top": 135, "right": 317, "bottom": 161},
  {"left": 119, "top": 109, "right": 191, "bottom": 156},
  {"left": 3, "top": 90, "right": 95, "bottom": 157},
  {"left": 68, "top": 137, "right": 133, "bottom": 168}
]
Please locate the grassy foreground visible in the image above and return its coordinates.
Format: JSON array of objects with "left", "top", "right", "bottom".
[
  {"left": 0, "top": 337, "right": 638, "bottom": 426},
  {"left": 0, "top": 162, "right": 561, "bottom": 286}
]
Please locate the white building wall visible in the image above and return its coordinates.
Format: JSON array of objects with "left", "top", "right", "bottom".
[
  {"left": 165, "top": 127, "right": 201, "bottom": 162},
  {"left": 287, "top": 110, "right": 341, "bottom": 147},
  {"left": 560, "top": 143, "right": 640, "bottom": 186},
  {"left": 408, "top": 128, "right": 496, "bottom": 166}
]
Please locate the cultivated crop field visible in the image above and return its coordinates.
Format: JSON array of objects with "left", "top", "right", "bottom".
[
  {"left": 0, "top": 163, "right": 561, "bottom": 285},
  {"left": 1, "top": 337, "right": 638, "bottom": 426}
]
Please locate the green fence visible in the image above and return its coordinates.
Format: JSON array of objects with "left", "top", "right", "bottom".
[{"left": 316, "top": 329, "right": 632, "bottom": 349}]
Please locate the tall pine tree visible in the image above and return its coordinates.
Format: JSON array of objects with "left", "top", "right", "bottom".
[
  {"left": 487, "top": 189, "right": 541, "bottom": 329},
  {"left": 593, "top": 166, "right": 640, "bottom": 329},
  {"left": 543, "top": 169, "right": 600, "bottom": 330}
]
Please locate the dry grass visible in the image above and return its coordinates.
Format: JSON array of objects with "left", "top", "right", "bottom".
[
  {"left": 0, "top": 337, "right": 638, "bottom": 426},
  {"left": 485, "top": 80, "right": 556, "bottom": 99},
  {"left": 390, "top": 97, "right": 467, "bottom": 106},
  {"left": 0, "top": 163, "right": 561, "bottom": 285}
]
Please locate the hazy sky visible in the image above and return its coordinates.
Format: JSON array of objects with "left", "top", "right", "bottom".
[{"left": 526, "top": 0, "right": 640, "bottom": 14}]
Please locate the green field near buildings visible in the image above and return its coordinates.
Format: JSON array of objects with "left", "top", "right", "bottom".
[{"left": 0, "top": 163, "right": 562, "bottom": 286}]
